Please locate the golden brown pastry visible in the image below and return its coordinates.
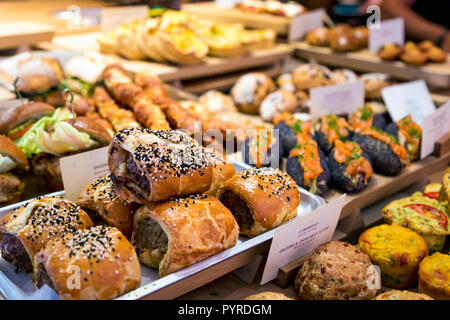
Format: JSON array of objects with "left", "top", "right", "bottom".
[
  {"left": 77, "top": 174, "right": 138, "bottom": 238},
  {"left": 353, "top": 26, "right": 369, "bottom": 48},
  {"left": 418, "top": 252, "right": 450, "bottom": 300},
  {"left": 292, "top": 64, "right": 334, "bottom": 91},
  {"left": 329, "top": 31, "right": 360, "bottom": 52},
  {"left": 198, "top": 90, "right": 238, "bottom": 114},
  {"left": 306, "top": 27, "right": 330, "bottom": 47},
  {"left": 102, "top": 64, "right": 171, "bottom": 130},
  {"left": 0, "top": 196, "right": 93, "bottom": 273},
  {"left": 93, "top": 86, "right": 142, "bottom": 132},
  {"left": 401, "top": 48, "right": 428, "bottom": 66},
  {"left": 359, "top": 73, "right": 392, "bottom": 100},
  {"left": 216, "top": 167, "right": 300, "bottom": 237},
  {"left": 295, "top": 241, "right": 379, "bottom": 300},
  {"left": 378, "top": 43, "right": 403, "bottom": 61},
  {"left": 34, "top": 225, "right": 141, "bottom": 300},
  {"left": 230, "top": 73, "right": 275, "bottom": 114},
  {"left": 245, "top": 292, "right": 294, "bottom": 300},
  {"left": 134, "top": 72, "right": 168, "bottom": 105},
  {"left": 259, "top": 90, "right": 298, "bottom": 123},
  {"left": 205, "top": 151, "right": 236, "bottom": 196},
  {"left": 137, "top": 17, "right": 166, "bottom": 62},
  {"left": 418, "top": 40, "right": 434, "bottom": 51},
  {"left": 108, "top": 128, "right": 213, "bottom": 204},
  {"left": 131, "top": 194, "right": 239, "bottom": 276},
  {"left": 160, "top": 98, "right": 203, "bottom": 136},
  {"left": 427, "top": 46, "right": 447, "bottom": 63},
  {"left": 114, "top": 21, "right": 146, "bottom": 60},
  {"left": 374, "top": 290, "right": 433, "bottom": 300}
]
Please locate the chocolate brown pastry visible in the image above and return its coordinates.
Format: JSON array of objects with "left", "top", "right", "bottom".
[
  {"left": 378, "top": 43, "right": 403, "bottom": 61},
  {"left": 131, "top": 194, "right": 239, "bottom": 276},
  {"left": 427, "top": 46, "right": 447, "bottom": 63},
  {"left": 0, "top": 196, "right": 93, "bottom": 273},
  {"left": 306, "top": 27, "right": 330, "bottom": 47},
  {"left": 77, "top": 174, "right": 138, "bottom": 238},
  {"left": 216, "top": 167, "right": 300, "bottom": 237},
  {"left": 353, "top": 26, "right": 369, "bottom": 48},
  {"left": 108, "top": 128, "right": 213, "bottom": 204},
  {"left": 34, "top": 225, "right": 141, "bottom": 300}
]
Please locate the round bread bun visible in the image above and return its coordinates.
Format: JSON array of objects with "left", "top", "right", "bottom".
[
  {"left": 374, "top": 290, "right": 433, "bottom": 300},
  {"left": 63, "top": 117, "right": 111, "bottom": 145},
  {"left": 294, "top": 241, "right": 380, "bottom": 300},
  {"left": 353, "top": 26, "right": 369, "bottom": 48},
  {"left": 16, "top": 57, "right": 64, "bottom": 94},
  {"left": 378, "top": 43, "right": 403, "bottom": 61},
  {"left": 427, "top": 46, "right": 447, "bottom": 63},
  {"left": 0, "top": 102, "right": 55, "bottom": 134},
  {"left": 306, "top": 27, "right": 330, "bottom": 47},
  {"left": 400, "top": 49, "right": 428, "bottom": 66},
  {"left": 259, "top": 90, "right": 298, "bottom": 123},
  {"left": 292, "top": 64, "right": 334, "bottom": 91},
  {"left": 0, "top": 135, "right": 29, "bottom": 171},
  {"left": 245, "top": 292, "right": 294, "bottom": 300}
]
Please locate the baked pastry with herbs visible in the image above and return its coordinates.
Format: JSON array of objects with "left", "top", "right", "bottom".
[
  {"left": 313, "top": 114, "right": 352, "bottom": 155},
  {"left": 286, "top": 137, "right": 330, "bottom": 196},
  {"left": 349, "top": 105, "right": 386, "bottom": 133},
  {"left": 418, "top": 252, "right": 450, "bottom": 300},
  {"left": 359, "top": 224, "right": 428, "bottom": 289},
  {"left": 217, "top": 167, "right": 300, "bottom": 237},
  {"left": 0, "top": 196, "right": 93, "bottom": 273},
  {"left": 382, "top": 194, "right": 449, "bottom": 253},
  {"left": 327, "top": 140, "right": 373, "bottom": 193},
  {"left": 231, "top": 73, "right": 276, "bottom": 114},
  {"left": 242, "top": 126, "right": 282, "bottom": 168},
  {"left": 108, "top": 128, "right": 213, "bottom": 204},
  {"left": 373, "top": 290, "right": 433, "bottom": 300},
  {"left": 34, "top": 225, "right": 141, "bottom": 300},
  {"left": 77, "top": 174, "right": 138, "bottom": 238},
  {"left": 384, "top": 115, "right": 422, "bottom": 161},
  {"left": 131, "top": 194, "right": 239, "bottom": 276},
  {"left": 273, "top": 112, "right": 311, "bottom": 157},
  {"left": 294, "top": 241, "right": 380, "bottom": 300}
]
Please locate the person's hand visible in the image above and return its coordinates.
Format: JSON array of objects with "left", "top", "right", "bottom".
[{"left": 441, "top": 32, "right": 450, "bottom": 53}]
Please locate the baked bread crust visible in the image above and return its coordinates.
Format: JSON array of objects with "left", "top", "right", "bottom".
[
  {"left": 216, "top": 167, "right": 300, "bottom": 237},
  {"left": 0, "top": 102, "right": 54, "bottom": 134},
  {"left": 205, "top": 151, "right": 236, "bottom": 196},
  {"left": 418, "top": 252, "right": 450, "bottom": 300},
  {"left": 34, "top": 225, "right": 141, "bottom": 300},
  {"left": 374, "top": 290, "right": 433, "bottom": 300},
  {"left": 108, "top": 128, "right": 213, "bottom": 204},
  {"left": 292, "top": 64, "right": 334, "bottom": 91},
  {"left": 131, "top": 194, "right": 239, "bottom": 277},
  {"left": 0, "top": 196, "right": 93, "bottom": 267},
  {"left": 231, "top": 73, "right": 275, "bottom": 114},
  {"left": 245, "top": 292, "right": 294, "bottom": 300},
  {"left": 77, "top": 175, "right": 137, "bottom": 237},
  {"left": 0, "top": 135, "right": 29, "bottom": 171}
]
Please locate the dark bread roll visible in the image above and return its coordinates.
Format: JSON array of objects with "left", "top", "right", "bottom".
[
  {"left": 131, "top": 194, "right": 238, "bottom": 276},
  {"left": 216, "top": 167, "right": 300, "bottom": 237},
  {"left": 34, "top": 225, "right": 141, "bottom": 300},
  {"left": 0, "top": 196, "right": 93, "bottom": 272}
]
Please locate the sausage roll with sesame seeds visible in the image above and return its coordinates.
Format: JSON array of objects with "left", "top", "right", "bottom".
[
  {"left": 131, "top": 194, "right": 239, "bottom": 277},
  {"left": 77, "top": 175, "right": 139, "bottom": 238},
  {"left": 0, "top": 196, "right": 93, "bottom": 273},
  {"left": 216, "top": 167, "right": 300, "bottom": 237},
  {"left": 108, "top": 128, "right": 213, "bottom": 204},
  {"left": 204, "top": 151, "right": 236, "bottom": 196},
  {"left": 34, "top": 225, "right": 141, "bottom": 300}
]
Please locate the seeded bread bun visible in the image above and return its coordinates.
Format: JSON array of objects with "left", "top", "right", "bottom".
[
  {"left": 295, "top": 241, "right": 379, "bottom": 300},
  {"left": 34, "top": 225, "right": 141, "bottom": 300}
]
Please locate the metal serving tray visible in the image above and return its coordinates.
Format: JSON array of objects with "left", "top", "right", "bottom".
[{"left": 0, "top": 160, "right": 325, "bottom": 300}]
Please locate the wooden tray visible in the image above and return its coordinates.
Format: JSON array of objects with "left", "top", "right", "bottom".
[
  {"left": 293, "top": 41, "right": 450, "bottom": 89},
  {"left": 182, "top": 2, "right": 293, "bottom": 36},
  {"left": 0, "top": 21, "right": 55, "bottom": 50},
  {"left": 37, "top": 32, "right": 292, "bottom": 86}
]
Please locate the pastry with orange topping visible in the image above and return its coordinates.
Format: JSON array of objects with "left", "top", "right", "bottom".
[
  {"left": 273, "top": 112, "right": 311, "bottom": 157},
  {"left": 385, "top": 115, "right": 422, "bottom": 161},
  {"left": 313, "top": 114, "right": 352, "bottom": 154},
  {"left": 242, "top": 126, "right": 282, "bottom": 169}
]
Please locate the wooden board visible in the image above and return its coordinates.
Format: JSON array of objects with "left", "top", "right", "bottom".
[
  {"left": 182, "top": 2, "right": 292, "bottom": 35},
  {"left": 39, "top": 32, "right": 292, "bottom": 83},
  {"left": 294, "top": 41, "right": 450, "bottom": 89},
  {"left": 0, "top": 21, "right": 54, "bottom": 50}
]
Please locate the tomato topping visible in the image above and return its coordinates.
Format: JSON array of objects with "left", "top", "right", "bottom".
[
  {"left": 404, "top": 203, "right": 448, "bottom": 229},
  {"left": 7, "top": 123, "right": 34, "bottom": 140},
  {"left": 289, "top": 138, "right": 323, "bottom": 186},
  {"left": 423, "top": 192, "right": 440, "bottom": 200}
]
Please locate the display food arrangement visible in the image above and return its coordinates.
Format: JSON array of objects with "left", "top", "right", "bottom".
[{"left": 0, "top": 1, "right": 449, "bottom": 303}]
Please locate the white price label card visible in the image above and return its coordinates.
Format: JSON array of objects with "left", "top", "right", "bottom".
[
  {"left": 101, "top": 5, "right": 148, "bottom": 32},
  {"left": 261, "top": 194, "right": 346, "bottom": 285},
  {"left": 369, "top": 17, "right": 404, "bottom": 52},
  {"left": 60, "top": 147, "right": 109, "bottom": 202},
  {"left": 421, "top": 102, "right": 450, "bottom": 159},
  {"left": 310, "top": 81, "right": 364, "bottom": 119},
  {"left": 381, "top": 80, "right": 435, "bottom": 126},
  {"left": 289, "top": 8, "right": 325, "bottom": 42}
]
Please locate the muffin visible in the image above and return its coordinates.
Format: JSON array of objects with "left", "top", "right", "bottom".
[
  {"left": 441, "top": 171, "right": 450, "bottom": 207},
  {"left": 245, "top": 292, "right": 294, "bottom": 300},
  {"left": 306, "top": 27, "right": 330, "bottom": 47},
  {"left": 294, "top": 241, "right": 380, "bottom": 300},
  {"left": 382, "top": 195, "right": 449, "bottom": 253},
  {"left": 418, "top": 252, "right": 450, "bottom": 300},
  {"left": 359, "top": 224, "right": 429, "bottom": 289},
  {"left": 231, "top": 73, "right": 276, "bottom": 114},
  {"left": 378, "top": 43, "right": 403, "bottom": 61},
  {"left": 292, "top": 64, "right": 334, "bottom": 91},
  {"left": 374, "top": 290, "right": 433, "bottom": 300}
]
